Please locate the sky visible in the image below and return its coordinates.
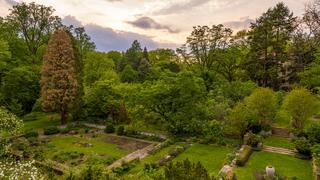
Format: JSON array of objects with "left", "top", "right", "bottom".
[{"left": 0, "top": 0, "right": 311, "bottom": 51}]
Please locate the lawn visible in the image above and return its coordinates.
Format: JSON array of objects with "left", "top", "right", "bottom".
[
  {"left": 235, "top": 151, "right": 313, "bottom": 180},
  {"left": 23, "top": 112, "right": 60, "bottom": 131},
  {"left": 263, "top": 136, "right": 295, "bottom": 150},
  {"left": 172, "top": 144, "right": 233, "bottom": 176}
]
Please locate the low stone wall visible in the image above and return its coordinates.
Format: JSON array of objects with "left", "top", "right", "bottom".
[
  {"left": 312, "top": 157, "right": 320, "bottom": 180},
  {"left": 272, "top": 127, "right": 290, "bottom": 138}
]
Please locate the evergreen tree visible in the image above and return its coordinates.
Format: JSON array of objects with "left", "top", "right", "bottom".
[
  {"left": 246, "top": 2, "right": 297, "bottom": 89},
  {"left": 41, "top": 29, "right": 77, "bottom": 124}
]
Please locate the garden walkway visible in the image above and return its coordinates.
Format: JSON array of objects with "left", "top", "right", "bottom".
[
  {"left": 106, "top": 143, "right": 157, "bottom": 170},
  {"left": 262, "top": 145, "right": 297, "bottom": 156}
]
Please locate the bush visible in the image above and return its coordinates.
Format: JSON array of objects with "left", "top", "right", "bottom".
[
  {"left": 306, "top": 124, "right": 320, "bottom": 144},
  {"left": 295, "top": 139, "right": 311, "bottom": 157},
  {"left": 117, "top": 126, "right": 125, "bottom": 136},
  {"left": 236, "top": 145, "right": 252, "bottom": 166},
  {"left": 24, "top": 130, "right": 39, "bottom": 138},
  {"left": 104, "top": 124, "right": 115, "bottom": 134},
  {"left": 60, "top": 127, "right": 71, "bottom": 134},
  {"left": 144, "top": 163, "right": 158, "bottom": 173},
  {"left": 43, "top": 126, "right": 60, "bottom": 135},
  {"left": 244, "top": 132, "right": 262, "bottom": 147}
]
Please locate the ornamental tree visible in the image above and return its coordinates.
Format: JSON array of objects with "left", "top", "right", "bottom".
[
  {"left": 41, "top": 29, "right": 77, "bottom": 124},
  {"left": 283, "top": 87, "right": 319, "bottom": 130}
]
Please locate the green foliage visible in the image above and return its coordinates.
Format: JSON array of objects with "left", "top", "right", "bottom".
[
  {"left": 294, "top": 139, "right": 311, "bottom": 157},
  {"left": 227, "top": 102, "right": 250, "bottom": 140},
  {"left": 85, "top": 80, "right": 120, "bottom": 119},
  {"left": 244, "top": 132, "right": 262, "bottom": 147},
  {"left": 116, "top": 125, "right": 125, "bottom": 136},
  {"left": 84, "top": 51, "right": 117, "bottom": 86},
  {"left": 43, "top": 126, "right": 60, "bottom": 135},
  {"left": 203, "top": 120, "right": 225, "bottom": 144},
  {"left": 104, "top": 124, "right": 115, "bottom": 134},
  {"left": 244, "top": 88, "right": 277, "bottom": 127},
  {"left": 120, "top": 64, "right": 138, "bottom": 83},
  {"left": 0, "top": 106, "right": 23, "bottom": 135},
  {"left": 24, "top": 130, "right": 39, "bottom": 138},
  {"left": 282, "top": 87, "right": 319, "bottom": 130},
  {"left": 140, "top": 70, "right": 208, "bottom": 135},
  {"left": 246, "top": 2, "right": 297, "bottom": 89},
  {"left": 306, "top": 123, "right": 320, "bottom": 144},
  {"left": 157, "top": 159, "right": 212, "bottom": 180},
  {"left": 1, "top": 65, "right": 40, "bottom": 115}
]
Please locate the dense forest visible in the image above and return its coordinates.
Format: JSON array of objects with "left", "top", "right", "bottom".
[{"left": 1, "top": 1, "right": 320, "bottom": 179}]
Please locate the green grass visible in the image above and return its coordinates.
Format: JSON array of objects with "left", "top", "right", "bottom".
[
  {"left": 45, "top": 134, "right": 129, "bottom": 160},
  {"left": 263, "top": 136, "right": 294, "bottom": 150},
  {"left": 172, "top": 144, "right": 233, "bottom": 176},
  {"left": 235, "top": 151, "right": 313, "bottom": 180},
  {"left": 23, "top": 112, "right": 60, "bottom": 131},
  {"left": 128, "top": 144, "right": 178, "bottom": 174}
]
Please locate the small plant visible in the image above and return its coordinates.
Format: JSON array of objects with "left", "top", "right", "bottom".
[
  {"left": 24, "top": 130, "right": 39, "bottom": 138},
  {"left": 117, "top": 126, "right": 125, "bottom": 136},
  {"left": 43, "top": 126, "right": 60, "bottom": 135},
  {"left": 60, "top": 127, "right": 71, "bottom": 134},
  {"left": 104, "top": 124, "right": 115, "bottom": 134},
  {"left": 144, "top": 162, "right": 158, "bottom": 173}
]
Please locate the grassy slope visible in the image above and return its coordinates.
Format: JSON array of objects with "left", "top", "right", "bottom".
[
  {"left": 23, "top": 112, "right": 60, "bottom": 131},
  {"left": 235, "top": 151, "right": 313, "bottom": 180},
  {"left": 263, "top": 136, "right": 295, "bottom": 150},
  {"left": 173, "top": 144, "right": 233, "bottom": 176}
]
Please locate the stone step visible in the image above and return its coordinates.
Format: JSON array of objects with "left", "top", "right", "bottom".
[{"left": 263, "top": 145, "right": 296, "bottom": 156}]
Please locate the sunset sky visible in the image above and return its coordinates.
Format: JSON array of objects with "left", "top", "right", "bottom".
[{"left": 0, "top": 0, "right": 310, "bottom": 51}]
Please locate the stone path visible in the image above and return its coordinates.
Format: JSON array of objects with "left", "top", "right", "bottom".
[
  {"left": 106, "top": 143, "right": 157, "bottom": 170},
  {"left": 262, "top": 145, "right": 297, "bottom": 156}
]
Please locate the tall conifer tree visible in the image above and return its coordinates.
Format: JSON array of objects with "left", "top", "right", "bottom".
[{"left": 41, "top": 29, "right": 77, "bottom": 124}]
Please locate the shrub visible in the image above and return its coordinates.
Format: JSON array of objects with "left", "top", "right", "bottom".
[
  {"left": 244, "top": 132, "right": 262, "bottom": 147},
  {"left": 295, "top": 139, "right": 311, "bottom": 157},
  {"left": 144, "top": 163, "right": 158, "bottom": 173},
  {"left": 236, "top": 145, "right": 252, "bottom": 166},
  {"left": 125, "top": 128, "right": 138, "bottom": 136},
  {"left": 117, "top": 126, "right": 125, "bottom": 136},
  {"left": 24, "top": 130, "right": 39, "bottom": 138},
  {"left": 59, "top": 127, "right": 71, "bottom": 134},
  {"left": 43, "top": 126, "right": 60, "bottom": 135},
  {"left": 306, "top": 124, "right": 320, "bottom": 144},
  {"left": 104, "top": 124, "right": 115, "bottom": 134}
]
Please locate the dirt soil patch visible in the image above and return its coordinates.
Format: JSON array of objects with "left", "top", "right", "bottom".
[{"left": 104, "top": 135, "right": 152, "bottom": 152}]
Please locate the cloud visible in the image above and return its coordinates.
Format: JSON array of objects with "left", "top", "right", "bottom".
[
  {"left": 85, "top": 24, "right": 179, "bottom": 51},
  {"left": 127, "top": 16, "right": 180, "bottom": 33},
  {"left": 62, "top": 15, "right": 83, "bottom": 27},
  {"left": 223, "top": 16, "right": 254, "bottom": 30},
  {"left": 4, "top": 0, "right": 17, "bottom": 6},
  {"left": 153, "top": 0, "right": 210, "bottom": 15},
  {"left": 62, "top": 15, "right": 179, "bottom": 51},
  {"left": 105, "top": 0, "right": 122, "bottom": 2}
]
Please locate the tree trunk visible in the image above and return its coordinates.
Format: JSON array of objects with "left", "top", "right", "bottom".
[{"left": 60, "top": 106, "right": 68, "bottom": 125}]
